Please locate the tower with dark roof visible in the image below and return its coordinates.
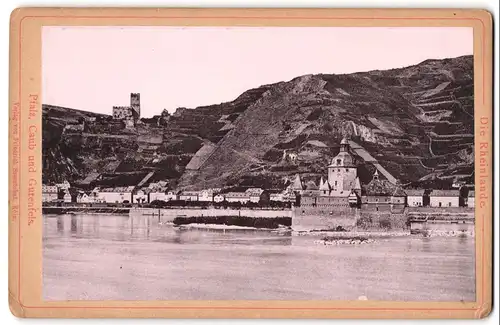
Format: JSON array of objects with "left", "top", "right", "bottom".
[{"left": 328, "top": 137, "right": 359, "bottom": 192}]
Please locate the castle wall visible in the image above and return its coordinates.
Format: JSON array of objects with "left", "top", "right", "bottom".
[
  {"left": 130, "top": 207, "right": 292, "bottom": 221},
  {"left": 292, "top": 207, "right": 357, "bottom": 231},
  {"left": 113, "top": 106, "right": 133, "bottom": 119},
  {"left": 301, "top": 196, "right": 349, "bottom": 206},
  {"left": 355, "top": 211, "right": 409, "bottom": 231}
]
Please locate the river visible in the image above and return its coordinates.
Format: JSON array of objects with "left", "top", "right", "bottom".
[{"left": 43, "top": 213, "right": 476, "bottom": 302}]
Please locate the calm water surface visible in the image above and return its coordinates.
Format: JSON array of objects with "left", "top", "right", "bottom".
[{"left": 43, "top": 213, "right": 475, "bottom": 301}]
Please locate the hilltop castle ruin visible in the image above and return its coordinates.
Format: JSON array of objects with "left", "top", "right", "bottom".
[{"left": 112, "top": 93, "right": 141, "bottom": 128}]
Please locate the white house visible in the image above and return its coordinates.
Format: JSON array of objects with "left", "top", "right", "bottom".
[
  {"left": 90, "top": 187, "right": 102, "bottom": 203},
  {"left": 134, "top": 189, "right": 148, "bottom": 204},
  {"left": 245, "top": 188, "right": 264, "bottom": 195},
  {"left": 77, "top": 192, "right": 91, "bottom": 203},
  {"left": 98, "top": 186, "right": 134, "bottom": 203},
  {"left": 199, "top": 189, "right": 216, "bottom": 202},
  {"left": 149, "top": 191, "right": 167, "bottom": 202},
  {"left": 63, "top": 190, "right": 72, "bottom": 203},
  {"left": 214, "top": 194, "right": 225, "bottom": 203},
  {"left": 42, "top": 184, "right": 59, "bottom": 203},
  {"left": 429, "top": 190, "right": 460, "bottom": 208},
  {"left": 166, "top": 191, "right": 179, "bottom": 201},
  {"left": 179, "top": 191, "right": 200, "bottom": 201},
  {"left": 467, "top": 190, "right": 475, "bottom": 208},
  {"left": 57, "top": 180, "right": 71, "bottom": 191},
  {"left": 406, "top": 189, "right": 425, "bottom": 207},
  {"left": 270, "top": 193, "right": 284, "bottom": 202},
  {"left": 224, "top": 192, "right": 251, "bottom": 204}
]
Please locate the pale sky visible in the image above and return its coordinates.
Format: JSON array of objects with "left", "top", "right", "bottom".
[{"left": 42, "top": 26, "right": 473, "bottom": 117}]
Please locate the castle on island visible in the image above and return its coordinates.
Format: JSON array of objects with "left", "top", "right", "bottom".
[{"left": 289, "top": 137, "right": 408, "bottom": 214}]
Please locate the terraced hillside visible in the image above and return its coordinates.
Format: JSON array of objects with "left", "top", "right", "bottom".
[{"left": 43, "top": 55, "right": 474, "bottom": 191}]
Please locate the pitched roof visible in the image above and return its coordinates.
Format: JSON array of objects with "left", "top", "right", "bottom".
[
  {"left": 180, "top": 191, "right": 200, "bottom": 196},
  {"left": 305, "top": 180, "right": 318, "bottom": 190},
  {"left": 353, "top": 177, "right": 361, "bottom": 190},
  {"left": 101, "top": 186, "right": 135, "bottom": 193},
  {"left": 224, "top": 192, "right": 251, "bottom": 198},
  {"left": 319, "top": 177, "right": 330, "bottom": 191},
  {"left": 430, "top": 190, "right": 460, "bottom": 197},
  {"left": 291, "top": 174, "right": 303, "bottom": 190},
  {"left": 405, "top": 189, "right": 426, "bottom": 196},
  {"left": 245, "top": 188, "right": 264, "bottom": 195},
  {"left": 363, "top": 178, "right": 405, "bottom": 196}
]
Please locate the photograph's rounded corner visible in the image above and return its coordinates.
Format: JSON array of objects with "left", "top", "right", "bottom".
[
  {"left": 9, "top": 7, "right": 25, "bottom": 26},
  {"left": 472, "top": 9, "right": 494, "bottom": 27},
  {"left": 476, "top": 302, "right": 493, "bottom": 319},
  {"left": 8, "top": 296, "right": 26, "bottom": 319}
]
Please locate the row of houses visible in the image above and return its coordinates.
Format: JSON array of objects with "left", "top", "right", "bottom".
[
  {"left": 42, "top": 180, "right": 474, "bottom": 208},
  {"left": 41, "top": 181, "right": 71, "bottom": 203},
  {"left": 405, "top": 189, "right": 475, "bottom": 208},
  {"left": 43, "top": 184, "right": 295, "bottom": 205}
]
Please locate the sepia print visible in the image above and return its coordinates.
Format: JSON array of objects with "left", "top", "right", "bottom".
[
  {"left": 38, "top": 26, "right": 476, "bottom": 302},
  {"left": 39, "top": 25, "right": 480, "bottom": 303}
]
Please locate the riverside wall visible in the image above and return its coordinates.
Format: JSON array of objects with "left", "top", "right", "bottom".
[
  {"left": 126, "top": 205, "right": 474, "bottom": 232},
  {"left": 292, "top": 206, "right": 475, "bottom": 231},
  {"left": 129, "top": 207, "right": 293, "bottom": 222}
]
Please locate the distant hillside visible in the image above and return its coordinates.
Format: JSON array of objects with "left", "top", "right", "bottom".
[{"left": 43, "top": 55, "right": 474, "bottom": 190}]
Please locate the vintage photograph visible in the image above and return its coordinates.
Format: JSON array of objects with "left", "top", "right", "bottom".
[{"left": 41, "top": 26, "right": 475, "bottom": 301}]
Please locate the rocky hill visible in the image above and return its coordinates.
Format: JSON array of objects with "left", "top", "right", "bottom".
[{"left": 43, "top": 55, "right": 474, "bottom": 191}]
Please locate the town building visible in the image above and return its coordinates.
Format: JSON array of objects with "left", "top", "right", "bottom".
[
  {"left": 90, "top": 187, "right": 101, "bottom": 203},
  {"left": 166, "top": 191, "right": 179, "bottom": 201},
  {"left": 467, "top": 190, "right": 475, "bottom": 208},
  {"left": 270, "top": 193, "right": 284, "bottom": 202},
  {"left": 199, "top": 189, "right": 220, "bottom": 202},
  {"left": 133, "top": 189, "right": 148, "bottom": 204},
  {"left": 97, "top": 186, "right": 134, "bottom": 203},
  {"left": 214, "top": 194, "right": 225, "bottom": 203},
  {"left": 224, "top": 192, "right": 251, "bottom": 204},
  {"left": 149, "top": 190, "right": 167, "bottom": 202},
  {"left": 244, "top": 188, "right": 270, "bottom": 204},
  {"left": 76, "top": 192, "right": 91, "bottom": 203},
  {"left": 429, "top": 190, "right": 460, "bottom": 208},
  {"left": 42, "top": 184, "right": 59, "bottom": 203},
  {"left": 56, "top": 180, "right": 71, "bottom": 191},
  {"left": 406, "top": 189, "right": 426, "bottom": 207},
  {"left": 361, "top": 170, "right": 406, "bottom": 212},
  {"left": 63, "top": 190, "right": 72, "bottom": 203},
  {"left": 179, "top": 191, "right": 200, "bottom": 201}
]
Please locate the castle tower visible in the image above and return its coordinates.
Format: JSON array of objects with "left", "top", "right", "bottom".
[
  {"left": 130, "top": 93, "right": 141, "bottom": 120},
  {"left": 328, "top": 137, "right": 358, "bottom": 192}
]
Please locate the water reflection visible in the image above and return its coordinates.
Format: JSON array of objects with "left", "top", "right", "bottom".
[
  {"left": 56, "top": 216, "right": 64, "bottom": 233},
  {"left": 44, "top": 213, "right": 293, "bottom": 244},
  {"left": 43, "top": 213, "right": 476, "bottom": 302},
  {"left": 70, "top": 215, "right": 77, "bottom": 234}
]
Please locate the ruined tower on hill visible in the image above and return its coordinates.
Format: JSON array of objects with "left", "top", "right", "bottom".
[
  {"left": 130, "top": 93, "right": 140, "bottom": 120},
  {"left": 112, "top": 93, "right": 141, "bottom": 128}
]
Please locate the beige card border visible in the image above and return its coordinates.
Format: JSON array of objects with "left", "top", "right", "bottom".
[{"left": 8, "top": 7, "right": 493, "bottom": 319}]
